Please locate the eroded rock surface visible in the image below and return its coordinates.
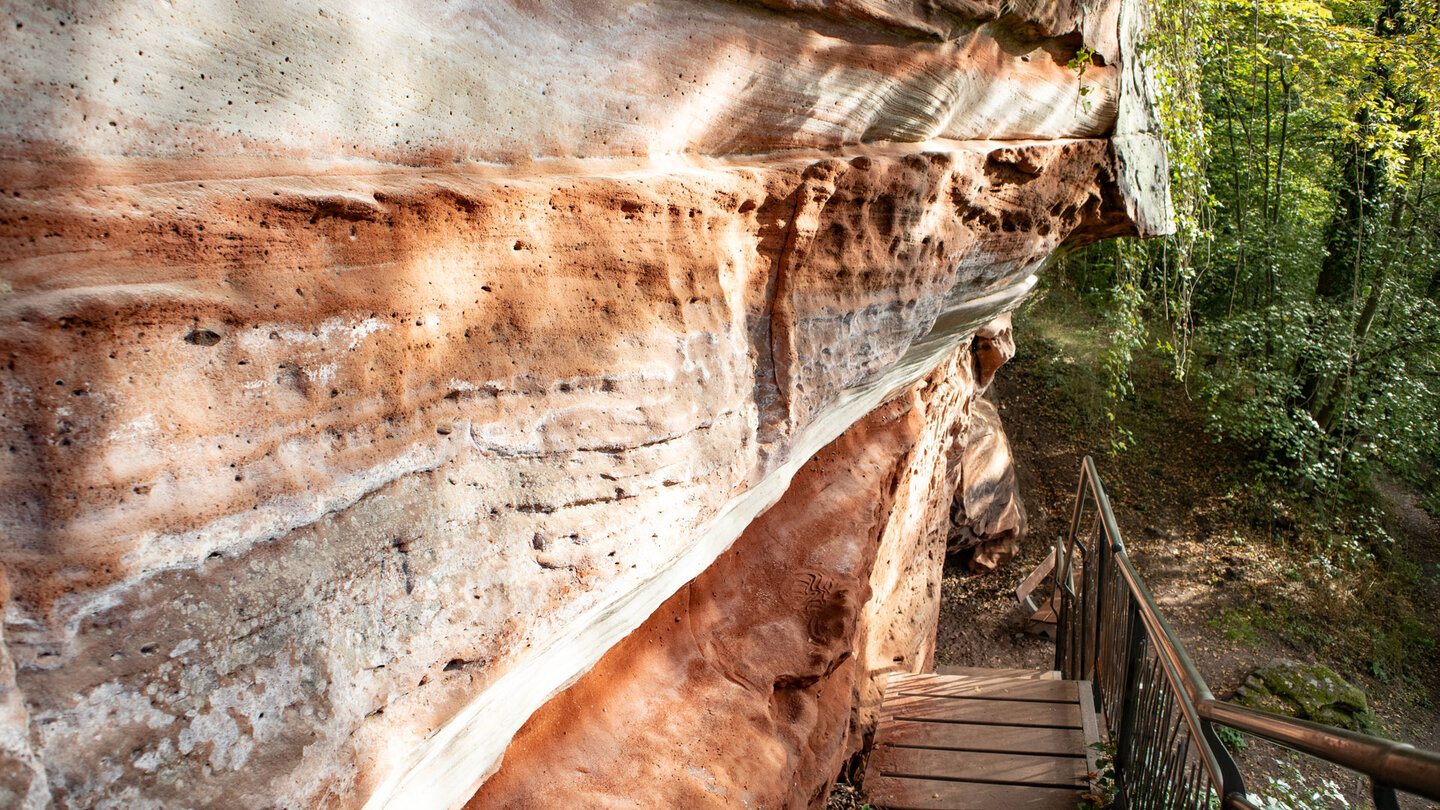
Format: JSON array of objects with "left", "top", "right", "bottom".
[
  {"left": 468, "top": 344, "right": 977, "bottom": 810},
  {"left": 948, "top": 396, "right": 1028, "bottom": 572},
  {"left": 0, "top": 0, "right": 1169, "bottom": 807}
]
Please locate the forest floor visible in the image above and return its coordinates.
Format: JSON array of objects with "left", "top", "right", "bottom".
[{"left": 930, "top": 285, "right": 1440, "bottom": 809}]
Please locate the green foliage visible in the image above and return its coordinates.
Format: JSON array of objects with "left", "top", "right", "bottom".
[
  {"left": 1017, "top": 279, "right": 1121, "bottom": 435},
  {"left": 1249, "top": 757, "right": 1350, "bottom": 810},
  {"left": 1042, "top": 242, "right": 1150, "bottom": 452},
  {"left": 1424, "top": 489, "right": 1440, "bottom": 517},
  {"left": 1144, "top": 0, "right": 1212, "bottom": 378},
  {"left": 1102, "top": 241, "right": 1149, "bottom": 453},
  {"left": 1208, "top": 607, "right": 1260, "bottom": 643},
  {"left": 1185, "top": 0, "right": 1440, "bottom": 505},
  {"left": 1214, "top": 725, "right": 1249, "bottom": 751},
  {"left": 1199, "top": 302, "right": 1342, "bottom": 491},
  {"left": 1056, "top": 0, "right": 1440, "bottom": 541},
  {"left": 1370, "top": 618, "right": 1437, "bottom": 683},
  {"left": 1069, "top": 46, "right": 1100, "bottom": 112},
  {"left": 1198, "top": 287, "right": 1440, "bottom": 493},
  {"left": 1078, "top": 741, "right": 1118, "bottom": 810}
]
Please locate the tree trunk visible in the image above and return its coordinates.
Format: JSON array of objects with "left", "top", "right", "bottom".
[{"left": 1315, "top": 137, "right": 1382, "bottom": 302}]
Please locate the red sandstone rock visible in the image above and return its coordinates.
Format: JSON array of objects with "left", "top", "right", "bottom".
[
  {"left": 949, "top": 397, "right": 1028, "bottom": 572},
  {"left": 972, "top": 312, "right": 1016, "bottom": 390},
  {"left": 467, "top": 347, "right": 976, "bottom": 810},
  {"left": 0, "top": 1, "right": 1122, "bottom": 164},
  {"left": 0, "top": 138, "right": 1128, "bottom": 808},
  {"left": 0, "top": 0, "right": 1169, "bottom": 807}
]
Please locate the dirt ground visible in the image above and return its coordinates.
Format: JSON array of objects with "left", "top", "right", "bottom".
[{"left": 926, "top": 327, "right": 1440, "bottom": 809}]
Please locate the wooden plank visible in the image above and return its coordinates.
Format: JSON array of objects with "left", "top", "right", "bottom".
[
  {"left": 875, "top": 720, "right": 1087, "bottom": 757},
  {"left": 887, "top": 676, "right": 1079, "bottom": 703},
  {"left": 1030, "top": 602, "right": 1058, "bottom": 624},
  {"left": 1015, "top": 547, "right": 1057, "bottom": 606},
  {"left": 926, "top": 667, "right": 1058, "bottom": 680},
  {"left": 890, "top": 672, "right": 1067, "bottom": 689},
  {"left": 881, "top": 695, "right": 1083, "bottom": 729},
  {"left": 865, "top": 775, "right": 1082, "bottom": 810},
  {"left": 870, "top": 746, "right": 1090, "bottom": 788},
  {"left": 865, "top": 671, "right": 1099, "bottom": 808},
  {"left": 1077, "top": 680, "right": 1104, "bottom": 788}
]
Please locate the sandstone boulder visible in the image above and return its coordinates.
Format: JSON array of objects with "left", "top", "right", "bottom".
[
  {"left": 948, "top": 397, "right": 1028, "bottom": 572},
  {"left": 972, "top": 312, "right": 1017, "bottom": 391}
]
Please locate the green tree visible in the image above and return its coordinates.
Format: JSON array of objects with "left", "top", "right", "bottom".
[{"left": 1065, "top": 0, "right": 1440, "bottom": 536}]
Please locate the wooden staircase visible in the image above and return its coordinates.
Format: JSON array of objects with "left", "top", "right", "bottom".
[
  {"left": 860, "top": 460, "right": 1440, "bottom": 809},
  {"left": 863, "top": 667, "right": 1103, "bottom": 810}
]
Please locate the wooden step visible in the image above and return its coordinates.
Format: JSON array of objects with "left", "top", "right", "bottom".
[
  {"left": 880, "top": 694, "right": 1083, "bottom": 728},
  {"left": 932, "top": 666, "right": 1061, "bottom": 680},
  {"left": 887, "top": 675, "right": 1079, "bottom": 702},
  {"left": 864, "top": 776, "right": 1083, "bottom": 810},
  {"left": 875, "top": 720, "right": 1087, "bottom": 757},
  {"left": 864, "top": 669, "right": 1102, "bottom": 810},
  {"left": 870, "top": 747, "right": 1089, "bottom": 788}
]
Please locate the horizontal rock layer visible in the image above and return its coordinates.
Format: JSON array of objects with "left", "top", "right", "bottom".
[
  {"left": 1, "top": 0, "right": 1123, "bottom": 164},
  {"left": 1, "top": 138, "right": 1126, "bottom": 810},
  {"left": 0, "top": 0, "right": 1170, "bottom": 807}
]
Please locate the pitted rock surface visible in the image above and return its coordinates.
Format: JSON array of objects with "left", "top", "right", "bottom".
[
  {"left": 0, "top": 0, "right": 1170, "bottom": 807},
  {"left": 467, "top": 346, "right": 977, "bottom": 809}
]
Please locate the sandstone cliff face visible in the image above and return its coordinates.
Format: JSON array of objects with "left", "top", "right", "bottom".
[
  {"left": 466, "top": 349, "right": 966, "bottom": 809},
  {"left": 0, "top": 1, "right": 1169, "bottom": 808},
  {"left": 467, "top": 336, "right": 995, "bottom": 810}
]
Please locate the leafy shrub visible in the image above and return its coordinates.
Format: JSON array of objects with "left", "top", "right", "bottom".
[{"left": 1248, "top": 758, "right": 1349, "bottom": 810}]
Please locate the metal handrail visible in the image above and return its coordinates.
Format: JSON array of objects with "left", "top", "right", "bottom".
[
  {"left": 1053, "top": 456, "right": 1440, "bottom": 810},
  {"left": 1200, "top": 700, "right": 1440, "bottom": 807}
]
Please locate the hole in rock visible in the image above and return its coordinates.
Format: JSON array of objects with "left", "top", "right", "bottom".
[{"left": 185, "top": 328, "right": 222, "bottom": 347}]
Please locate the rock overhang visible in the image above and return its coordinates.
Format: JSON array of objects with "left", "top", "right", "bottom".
[{"left": 0, "top": 1, "right": 1172, "bottom": 807}]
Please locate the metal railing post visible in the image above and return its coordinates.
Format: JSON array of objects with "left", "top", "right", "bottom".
[
  {"left": 1200, "top": 718, "right": 1247, "bottom": 802},
  {"left": 1054, "top": 584, "right": 1070, "bottom": 677},
  {"left": 1113, "top": 600, "right": 1146, "bottom": 804},
  {"left": 1091, "top": 525, "right": 1109, "bottom": 690},
  {"left": 1083, "top": 511, "right": 1101, "bottom": 682},
  {"left": 1373, "top": 782, "right": 1401, "bottom": 810}
]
